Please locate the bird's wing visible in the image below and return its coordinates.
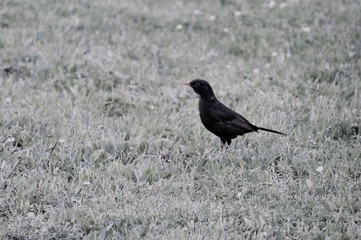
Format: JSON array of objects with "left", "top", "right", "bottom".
[{"left": 208, "top": 101, "right": 257, "bottom": 132}]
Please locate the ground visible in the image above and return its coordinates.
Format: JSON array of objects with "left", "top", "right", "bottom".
[{"left": 0, "top": 0, "right": 360, "bottom": 239}]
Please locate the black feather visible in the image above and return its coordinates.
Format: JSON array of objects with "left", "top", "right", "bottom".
[{"left": 185, "top": 79, "right": 286, "bottom": 146}]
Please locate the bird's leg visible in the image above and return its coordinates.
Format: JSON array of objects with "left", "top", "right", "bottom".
[
  {"left": 220, "top": 138, "right": 232, "bottom": 148},
  {"left": 221, "top": 138, "right": 227, "bottom": 148}
]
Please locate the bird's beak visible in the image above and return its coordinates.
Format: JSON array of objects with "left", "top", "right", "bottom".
[{"left": 182, "top": 82, "right": 191, "bottom": 87}]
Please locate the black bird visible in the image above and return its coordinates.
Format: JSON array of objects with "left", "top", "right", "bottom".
[{"left": 183, "top": 79, "right": 286, "bottom": 146}]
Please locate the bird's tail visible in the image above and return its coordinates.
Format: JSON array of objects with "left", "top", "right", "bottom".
[{"left": 257, "top": 127, "right": 286, "bottom": 136}]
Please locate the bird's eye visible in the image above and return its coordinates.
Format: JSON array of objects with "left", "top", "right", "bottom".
[{"left": 195, "top": 83, "right": 200, "bottom": 87}]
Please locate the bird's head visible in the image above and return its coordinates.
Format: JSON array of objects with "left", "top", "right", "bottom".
[{"left": 183, "top": 79, "right": 215, "bottom": 99}]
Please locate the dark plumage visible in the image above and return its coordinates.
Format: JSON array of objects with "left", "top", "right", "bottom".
[{"left": 183, "top": 79, "right": 286, "bottom": 146}]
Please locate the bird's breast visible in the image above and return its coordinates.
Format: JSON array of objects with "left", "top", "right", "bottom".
[{"left": 199, "top": 100, "right": 220, "bottom": 132}]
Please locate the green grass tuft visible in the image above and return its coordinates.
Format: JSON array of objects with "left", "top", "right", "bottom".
[{"left": 0, "top": 0, "right": 360, "bottom": 239}]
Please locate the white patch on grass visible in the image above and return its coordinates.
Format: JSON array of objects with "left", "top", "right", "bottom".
[
  {"left": 316, "top": 166, "right": 324, "bottom": 172},
  {"left": 301, "top": 26, "right": 311, "bottom": 33},
  {"left": 176, "top": 24, "right": 183, "bottom": 30},
  {"left": 193, "top": 10, "right": 201, "bottom": 16},
  {"left": 305, "top": 179, "right": 314, "bottom": 188},
  {"left": 234, "top": 11, "right": 241, "bottom": 17},
  {"left": 268, "top": 1, "right": 276, "bottom": 9},
  {"left": 223, "top": 27, "right": 230, "bottom": 33}
]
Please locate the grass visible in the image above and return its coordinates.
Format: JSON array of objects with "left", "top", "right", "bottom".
[{"left": 0, "top": 0, "right": 360, "bottom": 239}]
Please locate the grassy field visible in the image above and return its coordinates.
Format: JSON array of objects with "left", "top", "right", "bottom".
[{"left": 1, "top": 0, "right": 360, "bottom": 239}]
